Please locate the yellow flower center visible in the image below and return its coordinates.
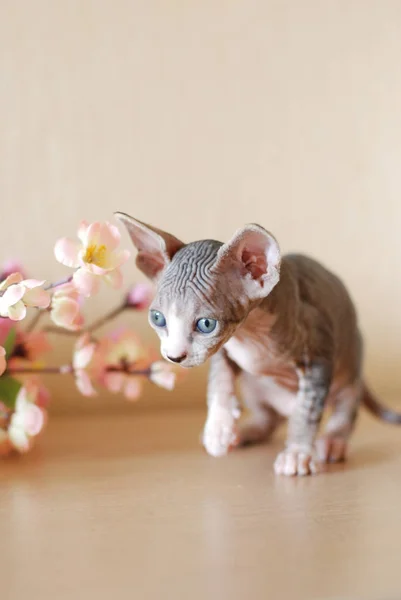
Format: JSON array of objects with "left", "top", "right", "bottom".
[{"left": 83, "top": 244, "right": 107, "bottom": 267}]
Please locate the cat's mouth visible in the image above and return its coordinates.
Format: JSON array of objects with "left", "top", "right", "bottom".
[
  {"left": 168, "top": 358, "right": 198, "bottom": 369},
  {"left": 163, "top": 353, "right": 205, "bottom": 369},
  {"left": 180, "top": 355, "right": 212, "bottom": 368}
]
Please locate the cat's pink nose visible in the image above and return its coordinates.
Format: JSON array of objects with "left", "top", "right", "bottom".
[{"left": 167, "top": 353, "right": 187, "bottom": 364}]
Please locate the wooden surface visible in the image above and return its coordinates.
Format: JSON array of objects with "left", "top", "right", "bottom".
[{"left": 1, "top": 407, "right": 401, "bottom": 600}]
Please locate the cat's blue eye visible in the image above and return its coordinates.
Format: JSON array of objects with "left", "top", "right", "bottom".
[
  {"left": 150, "top": 310, "right": 166, "bottom": 328},
  {"left": 196, "top": 318, "right": 217, "bottom": 334}
]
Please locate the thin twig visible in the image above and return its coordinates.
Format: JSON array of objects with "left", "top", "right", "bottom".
[
  {"left": 43, "top": 326, "right": 80, "bottom": 336},
  {"left": 43, "top": 326, "right": 99, "bottom": 344},
  {"left": 8, "top": 365, "right": 72, "bottom": 374},
  {"left": 86, "top": 303, "right": 126, "bottom": 333},
  {"left": 44, "top": 275, "right": 73, "bottom": 291},
  {"left": 43, "top": 303, "right": 128, "bottom": 336},
  {"left": 107, "top": 366, "right": 151, "bottom": 377},
  {"left": 8, "top": 365, "right": 151, "bottom": 376}
]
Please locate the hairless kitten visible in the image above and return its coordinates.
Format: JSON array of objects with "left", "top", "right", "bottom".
[{"left": 116, "top": 212, "right": 401, "bottom": 476}]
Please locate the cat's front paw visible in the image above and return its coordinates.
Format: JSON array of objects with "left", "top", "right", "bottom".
[
  {"left": 202, "top": 406, "right": 238, "bottom": 457},
  {"left": 274, "top": 447, "right": 320, "bottom": 476}
]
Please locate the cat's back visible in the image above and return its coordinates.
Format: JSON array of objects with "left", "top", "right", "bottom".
[
  {"left": 281, "top": 252, "right": 359, "bottom": 352},
  {"left": 282, "top": 253, "right": 354, "bottom": 307}
]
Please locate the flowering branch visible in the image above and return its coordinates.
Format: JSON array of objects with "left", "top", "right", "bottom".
[
  {"left": 0, "top": 219, "right": 175, "bottom": 458},
  {"left": 7, "top": 366, "right": 67, "bottom": 374},
  {"left": 44, "top": 275, "right": 73, "bottom": 291},
  {"left": 85, "top": 302, "right": 126, "bottom": 333},
  {"left": 43, "top": 326, "right": 80, "bottom": 336},
  {"left": 8, "top": 364, "right": 152, "bottom": 377}
]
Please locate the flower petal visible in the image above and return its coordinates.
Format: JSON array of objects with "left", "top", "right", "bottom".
[
  {"left": 36, "top": 386, "right": 51, "bottom": 409},
  {"left": 23, "top": 332, "right": 52, "bottom": 359},
  {"left": 83, "top": 222, "right": 101, "bottom": 245},
  {"left": 73, "top": 342, "right": 95, "bottom": 369},
  {"left": 97, "top": 249, "right": 130, "bottom": 272},
  {"left": 53, "top": 281, "right": 79, "bottom": 299},
  {"left": 23, "top": 288, "right": 51, "bottom": 308},
  {"left": 8, "top": 424, "right": 30, "bottom": 452},
  {"left": 23, "top": 404, "right": 45, "bottom": 436},
  {"left": 72, "top": 313, "right": 84, "bottom": 329},
  {"left": 21, "top": 279, "right": 46, "bottom": 289},
  {"left": 85, "top": 263, "right": 109, "bottom": 276},
  {"left": 86, "top": 222, "right": 121, "bottom": 251},
  {"left": 124, "top": 377, "right": 142, "bottom": 400},
  {"left": 54, "top": 238, "right": 81, "bottom": 268},
  {"left": 76, "top": 370, "right": 97, "bottom": 396},
  {"left": 104, "top": 329, "right": 144, "bottom": 365},
  {"left": 75, "top": 332, "right": 91, "bottom": 351},
  {"left": 1, "top": 283, "right": 25, "bottom": 307},
  {"left": 95, "top": 222, "right": 121, "bottom": 251},
  {"left": 15, "top": 385, "right": 29, "bottom": 410},
  {"left": 104, "top": 268, "right": 123, "bottom": 289},
  {"left": 114, "top": 249, "right": 131, "bottom": 268},
  {"left": 51, "top": 296, "right": 80, "bottom": 329},
  {"left": 103, "top": 372, "right": 124, "bottom": 393},
  {"left": 73, "top": 269, "right": 100, "bottom": 297},
  {"left": 7, "top": 301, "right": 27, "bottom": 321},
  {"left": 0, "top": 272, "right": 23, "bottom": 291},
  {"left": 126, "top": 283, "right": 153, "bottom": 309},
  {"left": 0, "top": 346, "right": 6, "bottom": 376}
]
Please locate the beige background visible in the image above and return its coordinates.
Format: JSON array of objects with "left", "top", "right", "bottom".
[{"left": 1, "top": 1, "right": 401, "bottom": 413}]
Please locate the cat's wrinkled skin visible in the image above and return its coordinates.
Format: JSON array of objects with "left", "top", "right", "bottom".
[{"left": 116, "top": 212, "right": 401, "bottom": 476}]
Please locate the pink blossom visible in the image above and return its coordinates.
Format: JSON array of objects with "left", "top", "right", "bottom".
[
  {"left": 103, "top": 371, "right": 142, "bottom": 400},
  {"left": 150, "top": 361, "right": 176, "bottom": 391},
  {"left": 7, "top": 382, "right": 47, "bottom": 453},
  {"left": 97, "top": 330, "right": 148, "bottom": 400},
  {"left": 54, "top": 221, "right": 130, "bottom": 297},
  {"left": 0, "top": 347, "right": 6, "bottom": 376},
  {"left": 0, "top": 273, "right": 51, "bottom": 321},
  {"left": 125, "top": 282, "right": 153, "bottom": 310},
  {"left": 21, "top": 331, "right": 52, "bottom": 361},
  {"left": 26, "top": 377, "right": 51, "bottom": 409},
  {"left": 50, "top": 282, "right": 84, "bottom": 331},
  {"left": 103, "top": 329, "right": 144, "bottom": 364},
  {"left": 72, "top": 334, "right": 97, "bottom": 396},
  {"left": 5, "top": 329, "right": 52, "bottom": 371}
]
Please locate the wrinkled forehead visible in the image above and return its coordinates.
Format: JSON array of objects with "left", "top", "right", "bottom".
[
  {"left": 153, "top": 240, "right": 244, "bottom": 322},
  {"left": 156, "top": 240, "right": 222, "bottom": 306}
]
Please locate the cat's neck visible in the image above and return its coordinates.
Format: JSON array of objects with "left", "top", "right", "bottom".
[
  {"left": 261, "top": 257, "right": 297, "bottom": 314},
  {"left": 231, "top": 258, "right": 300, "bottom": 353},
  {"left": 223, "top": 259, "right": 301, "bottom": 374}
]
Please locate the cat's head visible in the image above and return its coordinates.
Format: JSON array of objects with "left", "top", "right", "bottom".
[{"left": 115, "top": 213, "right": 281, "bottom": 368}]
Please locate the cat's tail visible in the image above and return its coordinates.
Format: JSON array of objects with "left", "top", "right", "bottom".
[{"left": 362, "top": 384, "right": 401, "bottom": 424}]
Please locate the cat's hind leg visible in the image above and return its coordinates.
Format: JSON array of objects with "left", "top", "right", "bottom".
[
  {"left": 316, "top": 380, "right": 361, "bottom": 463},
  {"left": 237, "top": 372, "right": 282, "bottom": 446}
]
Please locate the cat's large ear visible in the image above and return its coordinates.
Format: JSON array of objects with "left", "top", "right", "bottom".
[
  {"left": 213, "top": 224, "right": 281, "bottom": 300},
  {"left": 114, "top": 212, "right": 185, "bottom": 281}
]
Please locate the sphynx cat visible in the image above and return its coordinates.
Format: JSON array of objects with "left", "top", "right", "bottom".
[{"left": 116, "top": 212, "right": 401, "bottom": 476}]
